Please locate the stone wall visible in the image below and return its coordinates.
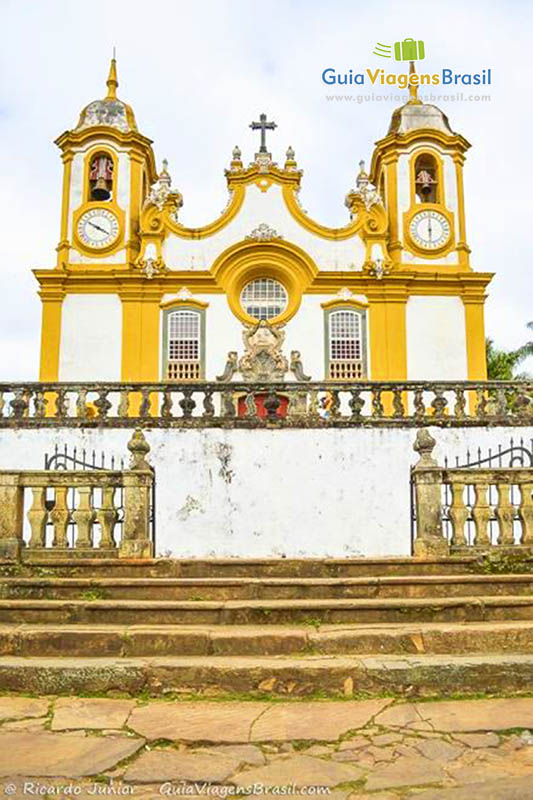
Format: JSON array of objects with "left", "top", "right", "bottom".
[{"left": 0, "top": 425, "right": 530, "bottom": 558}]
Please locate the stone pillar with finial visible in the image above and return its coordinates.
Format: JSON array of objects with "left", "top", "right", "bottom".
[
  {"left": 119, "top": 429, "right": 154, "bottom": 558},
  {"left": 412, "top": 429, "right": 449, "bottom": 558}
]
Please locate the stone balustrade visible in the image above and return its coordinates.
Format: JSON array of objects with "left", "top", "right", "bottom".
[
  {"left": 0, "top": 430, "right": 154, "bottom": 560},
  {"left": 412, "top": 430, "right": 533, "bottom": 555},
  {"left": 0, "top": 380, "right": 531, "bottom": 428}
]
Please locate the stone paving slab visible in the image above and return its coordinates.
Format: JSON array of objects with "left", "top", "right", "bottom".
[
  {"left": 250, "top": 699, "right": 391, "bottom": 741},
  {"left": 52, "top": 697, "right": 136, "bottom": 730},
  {"left": 0, "top": 696, "right": 49, "bottom": 721},
  {"left": 231, "top": 754, "right": 364, "bottom": 788},
  {"left": 0, "top": 732, "right": 144, "bottom": 777},
  {"left": 375, "top": 697, "right": 533, "bottom": 731},
  {"left": 123, "top": 750, "right": 242, "bottom": 783},
  {"left": 128, "top": 701, "right": 266, "bottom": 742}
]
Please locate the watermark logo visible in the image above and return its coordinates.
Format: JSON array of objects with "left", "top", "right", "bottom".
[{"left": 373, "top": 38, "right": 426, "bottom": 61}]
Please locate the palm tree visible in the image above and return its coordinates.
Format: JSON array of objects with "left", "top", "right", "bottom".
[{"left": 486, "top": 321, "right": 533, "bottom": 379}]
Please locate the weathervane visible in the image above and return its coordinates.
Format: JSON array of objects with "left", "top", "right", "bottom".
[{"left": 249, "top": 113, "right": 277, "bottom": 154}]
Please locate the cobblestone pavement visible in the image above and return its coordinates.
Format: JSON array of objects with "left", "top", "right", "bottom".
[{"left": 1, "top": 695, "right": 533, "bottom": 798}]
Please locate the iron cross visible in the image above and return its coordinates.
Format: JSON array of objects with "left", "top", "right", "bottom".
[{"left": 250, "top": 113, "right": 277, "bottom": 154}]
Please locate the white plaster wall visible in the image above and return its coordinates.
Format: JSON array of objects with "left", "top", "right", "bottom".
[
  {"left": 283, "top": 296, "right": 327, "bottom": 380},
  {"left": 0, "top": 426, "right": 529, "bottom": 558},
  {"left": 162, "top": 183, "right": 366, "bottom": 271},
  {"left": 406, "top": 296, "right": 467, "bottom": 380},
  {"left": 59, "top": 294, "right": 122, "bottom": 381}
]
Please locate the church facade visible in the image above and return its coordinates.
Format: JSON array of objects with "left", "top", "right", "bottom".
[{"left": 35, "top": 60, "right": 492, "bottom": 387}]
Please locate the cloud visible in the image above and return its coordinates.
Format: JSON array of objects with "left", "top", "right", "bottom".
[{"left": 0, "top": 0, "right": 531, "bottom": 379}]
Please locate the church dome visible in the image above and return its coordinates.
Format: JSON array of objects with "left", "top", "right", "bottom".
[
  {"left": 388, "top": 101, "right": 453, "bottom": 136},
  {"left": 76, "top": 59, "right": 137, "bottom": 133}
]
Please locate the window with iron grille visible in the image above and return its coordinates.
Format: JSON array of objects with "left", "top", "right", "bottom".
[
  {"left": 241, "top": 278, "right": 288, "bottom": 321},
  {"left": 326, "top": 308, "right": 367, "bottom": 380},
  {"left": 164, "top": 308, "right": 204, "bottom": 381}
]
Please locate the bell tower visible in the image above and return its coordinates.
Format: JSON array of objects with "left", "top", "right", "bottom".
[
  {"left": 54, "top": 58, "right": 157, "bottom": 269},
  {"left": 370, "top": 63, "right": 471, "bottom": 269}
]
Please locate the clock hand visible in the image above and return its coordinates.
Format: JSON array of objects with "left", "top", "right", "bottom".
[
  {"left": 87, "top": 220, "right": 109, "bottom": 234},
  {"left": 427, "top": 218, "right": 432, "bottom": 241}
]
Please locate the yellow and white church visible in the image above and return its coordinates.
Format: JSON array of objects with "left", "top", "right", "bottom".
[{"left": 36, "top": 60, "right": 492, "bottom": 386}]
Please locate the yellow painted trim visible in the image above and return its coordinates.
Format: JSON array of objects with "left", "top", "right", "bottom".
[
  {"left": 120, "top": 296, "right": 160, "bottom": 382},
  {"left": 403, "top": 204, "right": 455, "bottom": 260},
  {"left": 321, "top": 297, "right": 369, "bottom": 310},
  {"left": 453, "top": 154, "right": 470, "bottom": 266},
  {"left": 368, "top": 296, "right": 407, "bottom": 380},
  {"left": 147, "top": 185, "right": 245, "bottom": 240},
  {"left": 82, "top": 146, "right": 119, "bottom": 205},
  {"left": 463, "top": 299, "right": 487, "bottom": 380},
  {"left": 160, "top": 296, "right": 209, "bottom": 311},
  {"left": 409, "top": 147, "right": 446, "bottom": 208},
  {"left": 211, "top": 239, "right": 318, "bottom": 325},
  {"left": 38, "top": 297, "right": 63, "bottom": 381},
  {"left": 57, "top": 151, "right": 73, "bottom": 266},
  {"left": 281, "top": 185, "right": 362, "bottom": 240},
  {"left": 72, "top": 202, "right": 126, "bottom": 258}
]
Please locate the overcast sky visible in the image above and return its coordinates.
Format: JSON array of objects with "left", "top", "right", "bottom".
[{"left": 0, "top": 0, "right": 531, "bottom": 379}]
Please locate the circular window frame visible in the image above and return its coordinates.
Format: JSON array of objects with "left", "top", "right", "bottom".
[{"left": 240, "top": 277, "right": 289, "bottom": 322}]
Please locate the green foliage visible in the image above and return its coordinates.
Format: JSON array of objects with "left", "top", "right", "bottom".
[
  {"left": 476, "top": 551, "right": 533, "bottom": 574},
  {"left": 486, "top": 321, "right": 533, "bottom": 380}
]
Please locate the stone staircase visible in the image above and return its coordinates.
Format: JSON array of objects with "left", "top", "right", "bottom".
[{"left": 1, "top": 556, "right": 533, "bottom": 697}]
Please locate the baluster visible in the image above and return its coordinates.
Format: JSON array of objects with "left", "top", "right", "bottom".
[
  {"left": 518, "top": 482, "right": 533, "bottom": 545},
  {"left": 33, "top": 390, "right": 46, "bottom": 418},
  {"left": 496, "top": 388, "right": 508, "bottom": 418},
  {"left": 94, "top": 388, "right": 112, "bottom": 419},
  {"left": 515, "top": 387, "right": 532, "bottom": 419},
  {"left": 472, "top": 482, "right": 492, "bottom": 547},
  {"left": 264, "top": 389, "right": 281, "bottom": 421},
  {"left": 10, "top": 389, "right": 28, "bottom": 419},
  {"left": 76, "top": 388, "right": 88, "bottom": 418},
  {"left": 453, "top": 388, "right": 466, "bottom": 419},
  {"left": 27, "top": 487, "right": 48, "bottom": 548},
  {"left": 50, "top": 486, "right": 70, "bottom": 548},
  {"left": 349, "top": 388, "right": 364, "bottom": 421},
  {"left": 448, "top": 481, "right": 468, "bottom": 547},
  {"left": 330, "top": 389, "right": 340, "bottom": 418},
  {"left": 202, "top": 390, "right": 215, "bottom": 419},
  {"left": 371, "top": 387, "right": 384, "bottom": 418},
  {"left": 161, "top": 389, "right": 173, "bottom": 418},
  {"left": 495, "top": 482, "right": 515, "bottom": 546},
  {"left": 139, "top": 388, "right": 151, "bottom": 418},
  {"left": 117, "top": 390, "right": 129, "bottom": 418},
  {"left": 96, "top": 486, "right": 118, "bottom": 548},
  {"left": 179, "top": 389, "right": 196, "bottom": 418},
  {"left": 431, "top": 387, "right": 448, "bottom": 419},
  {"left": 414, "top": 388, "right": 425, "bottom": 420},
  {"left": 54, "top": 387, "right": 68, "bottom": 418},
  {"left": 288, "top": 390, "right": 307, "bottom": 417},
  {"left": 476, "top": 388, "right": 488, "bottom": 418},
  {"left": 308, "top": 389, "right": 319, "bottom": 419},
  {"left": 392, "top": 388, "right": 405, "bottom": 418},
  {"left": 222, "top": 390, "right": 236, "bottom": 418},
  {"left": 72, "top": 487, "right": 95, "bottom": 548},
  {"left": 0, "top": 391, "right": 4, "bottom": 418},
  {"left": 243, "top": 392, "right": 256, "bottom": 418}
]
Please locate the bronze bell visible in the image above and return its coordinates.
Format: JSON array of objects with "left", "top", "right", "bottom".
[
  {"left": 91, "top": 177, "right": 111, "bottom": 201},
  {"left": 416, "top": 170, "right": 436, "bottom": 196}
]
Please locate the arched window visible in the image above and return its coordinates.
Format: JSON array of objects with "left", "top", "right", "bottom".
[
  {"left": 164, "top": 308, "right": 204, "bottom": 381},
  {"left": 241, "top": 278, "right": 288, "bottom": 321},
  {"left": 325, "top": 308, "right": 367, "bottom": 380},
  {"left": 88, "top": 152, "right": 114, "bottom": 201},
  {"left": 414, "top": 153, "right": 439, "bottom": 204}
]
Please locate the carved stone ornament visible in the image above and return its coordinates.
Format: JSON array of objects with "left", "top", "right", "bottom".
[
  {"left": 345, "top": 160, "right": 382, "bottom": 212},
  {"left": 216, "top": 351, "right": 239, "bottom": 383},
  {"left": 238, "top": 320, "right": 289, "bottom": 382},
  {"left": 413, "top": 429, "right": 438, "bottom": 468},
  {"left": 145, "top": 160, "right": 184, "bottom": 216},
  {"left": 78, "top": 99, "right": 130, "bottom": 132},
  {"left": 245, "top": 223, "right": 283, "bottom": 242},
  {"left": 253, "top": 152, "right": 275, "bottom": 172},
  {"left": 336, "top": 287, "right": 354, "bottom": 301},
  {"left": 290, "top": 351, "right": 311, "bottom": 381}
]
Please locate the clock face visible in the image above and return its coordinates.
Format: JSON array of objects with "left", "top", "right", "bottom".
[
  {"left": 409, "top": 210, "right": 451, "bottom": 250},
  {"left": 77, "top": 208, "right": 120, "bottom": 249}
]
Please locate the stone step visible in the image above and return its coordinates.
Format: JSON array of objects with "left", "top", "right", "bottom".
[
  {"left": 3, "top": 556, "right": 480, "bottom": 578},
  {"left": 2, "top": 620, "right": 533, "bottom": 657},
  {"left": 2, "top": 595, "right": 533, "bottom": 625},
  {"left": 0, "top": 652, "right": 533, "bottom": 697},
  {"left": 3, "top": 573, "right": 533, "bottom": 600}
]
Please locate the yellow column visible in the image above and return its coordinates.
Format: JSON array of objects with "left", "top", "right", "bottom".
[
  {"left": 56, "top": 152, "right": 73, "bottom": 267},
  {"left": 384, "top": 155, "right": 401, "bottom": 263},
  {"left": 454, "top": 154, "right": 470, "bottom": 268},
  {"left": 38, "top": 292, "right": 63, "bottom": 381},
  {"left": 463, "top": 298, "right": 487, "bottom": 380},
  {"left": 368, "top": 294, "right": 408, "bottom": 379},
  {"left": 126, "top": 152, "right": 145, "bottom": 266},
  {"left": 121, "top": 293, "right": 160, "bottom": 381}
]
